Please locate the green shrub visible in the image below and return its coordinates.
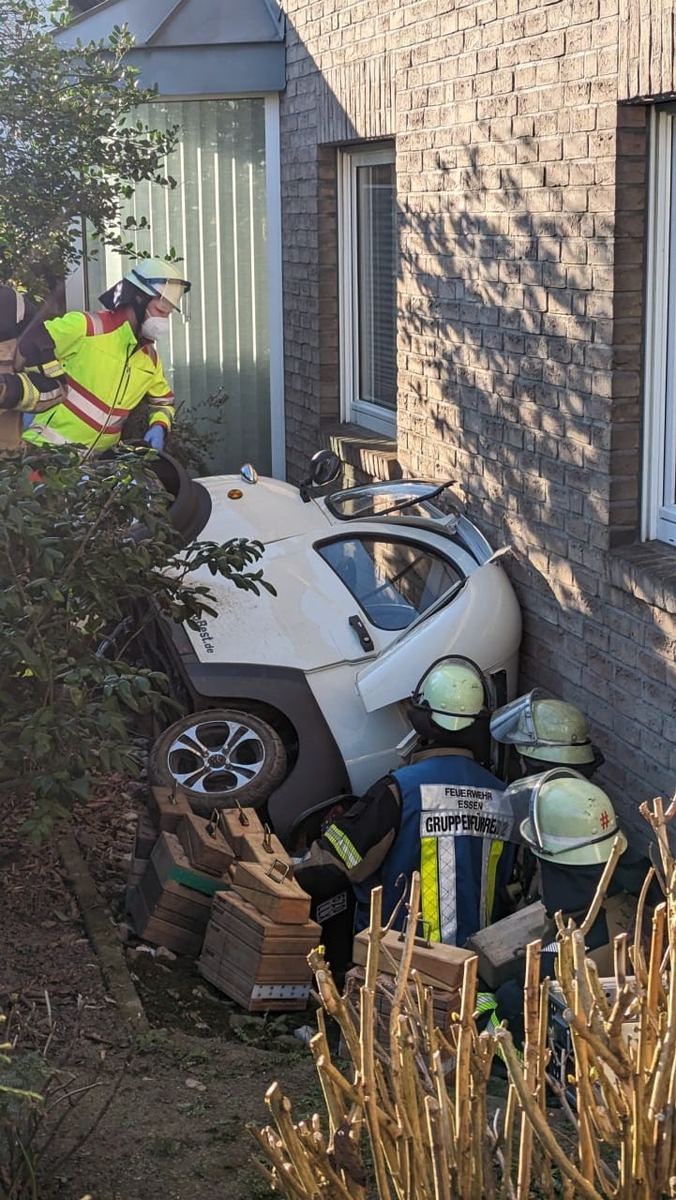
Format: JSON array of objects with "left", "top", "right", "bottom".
[{"left": 0, "top": 444, "right": 273, "bottom": 837}]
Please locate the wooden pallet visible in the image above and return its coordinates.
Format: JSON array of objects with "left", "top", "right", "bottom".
[{"left": 198, "top": 891, "right": 321, "bottom": 1011}]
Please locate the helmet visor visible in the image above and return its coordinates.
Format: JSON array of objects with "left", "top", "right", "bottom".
[
  {"left": 129, "top": 269, "right": 191, "bottom": 311},
  {"left": 501, "top": 772, "right": 550, "bottom": 842},
  {"left": 490, "top": 688, "right": 553, "bottom": 746}
]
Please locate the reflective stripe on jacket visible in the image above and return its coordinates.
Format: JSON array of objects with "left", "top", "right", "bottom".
[{"left": 23, "top": 309, "right": 175, "bottom": 453}]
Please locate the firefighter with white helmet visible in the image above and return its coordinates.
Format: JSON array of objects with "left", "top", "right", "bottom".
[
  {"left": 490, "top": 688, "right": 604, "bottom": 778},
  {"left": 20, "top": 257, "right": 191, "bottom": 455},
  {"left": 295, "top": 655, "right": 519, "bottom": 950},
  {"left": 477, "top": 767, "right": 637, "bottom": 1047},
  {"left": 516, "top": 767, "right": 627, "bottom": 866}
]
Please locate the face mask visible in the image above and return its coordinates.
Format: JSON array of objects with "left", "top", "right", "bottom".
[{"left": 140, "top": 315, "right": 170, "bottom": 341}]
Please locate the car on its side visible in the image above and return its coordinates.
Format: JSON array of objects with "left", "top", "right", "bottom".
[{"left": 146, "top": 452, "right": 522, "bottom": 847}]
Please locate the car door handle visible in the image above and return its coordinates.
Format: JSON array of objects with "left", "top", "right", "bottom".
[{"left": 349, "top": 614, "right": 374, "bottom": 652}]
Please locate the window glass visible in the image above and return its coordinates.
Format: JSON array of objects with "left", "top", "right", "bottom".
[
  {"left": 644, "top": 107, "right": 676, "bottom": 544},
  {"left": 318, "top": 538, "right": 463, "bottom": 631},
  {"left": 356, "top": 161, "right": 397, "bottom": 412},
  {"left": 340, "top": 145, "right": 397, "bottom": 436},
  {"left": 326, "top": 480, "right": 452, "bottom": 520}
]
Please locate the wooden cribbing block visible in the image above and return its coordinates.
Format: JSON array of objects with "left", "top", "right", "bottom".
[
  {"left": 352, "top": 927, "right": 474, "bottom": 993},
  {"left": 134, "top": 813, "right": 159, "bottom": 859},
  {"left": 198, "top": 950, "right": 312, "bottom": 1011},
  {"left": 139, "top": 860, "right": 213, "bottom": 933},
  {"left": 344, "top": 966, "right": 461, "bottom": 1044},
  {"left": 198, "top": 891, "right": 321, "bottom": 1010},
  {"left": 128, "top": 885, "right": 205, "bottom": 957},
  {"left": 177, "top": 812, "right": 235, "bottom": 876},
  {"left": 229, "top": 860, "right": 311, "bottom": 924},
  {"left": 150, "top": 832, "right": 230, "bottom": 897},
  {"left": 218, "top": 807, "right": 292, "bottom": 872},
  {"left": 465, "top": 901, "right": 548, "bottom": 989},
  {"left": 147, "top": 784, "right": 192, "bottom": 832}
]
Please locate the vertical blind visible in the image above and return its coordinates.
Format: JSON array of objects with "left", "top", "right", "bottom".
[
  {"left": 86, "top": 98, "right": 271, "bottom": 475},
  {"left": 356, "top": 161, "right": 397, "bottom": 413}
]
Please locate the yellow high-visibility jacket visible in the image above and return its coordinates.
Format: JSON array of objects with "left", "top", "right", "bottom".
[{"left": 23, "top": 309, "right": 175, "bottom": 453}]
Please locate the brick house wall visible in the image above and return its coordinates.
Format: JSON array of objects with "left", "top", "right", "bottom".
[{"left": 279, "top": 0, "right": 676, "bottom": 846}]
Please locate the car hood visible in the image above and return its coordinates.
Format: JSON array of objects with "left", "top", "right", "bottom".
[
  {"left": 196, "top": 475, "right": 333, "bottom": 545},
  {"left": 181, "top": 535, "right": 385, "bottom": 670}
]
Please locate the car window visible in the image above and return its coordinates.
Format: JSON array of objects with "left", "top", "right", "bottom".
[{"left": 317, "top": 537, "right": 464, "bottom": 630}]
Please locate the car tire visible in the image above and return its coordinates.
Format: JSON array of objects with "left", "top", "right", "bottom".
[{"left": 148, "top": 708, "right": 288, "bottom": 816}]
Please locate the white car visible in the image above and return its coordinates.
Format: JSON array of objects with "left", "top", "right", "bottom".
[{"left": 148, "top": 452, "right": 522, "bottom": 846}]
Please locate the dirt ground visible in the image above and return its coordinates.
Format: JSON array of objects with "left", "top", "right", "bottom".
[{"left": 0, "top": 780, "right": 326, "bottom": 1200}]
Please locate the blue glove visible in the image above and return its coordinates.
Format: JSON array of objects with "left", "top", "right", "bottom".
[
  {"left": 22, "top": 413, "right": 35, "bottom": 430},
  {"left": 143, "top": 425, "right": 166, "bottom": 451}
]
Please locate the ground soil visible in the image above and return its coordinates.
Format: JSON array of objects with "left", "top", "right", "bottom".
[{"left": 0, "top": 780, "right": 324, "bottom": 1200}]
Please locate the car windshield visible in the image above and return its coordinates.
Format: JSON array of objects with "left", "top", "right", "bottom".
[{"left": 326, "top": 480, "right": 453, "bottom": 520}]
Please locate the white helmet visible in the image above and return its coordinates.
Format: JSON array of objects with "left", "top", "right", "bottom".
[
  {"left": 124, "top": 257, "right": 191, "bottom": 311},
  {"left": 490, "top": 689, "right": 595, "bottom": 766},
  {"left": 509, "top": 768, "right": 627, "bottom": 866},
  {"left": 412, "top": 656, "right": 488, "bottom": 732}
]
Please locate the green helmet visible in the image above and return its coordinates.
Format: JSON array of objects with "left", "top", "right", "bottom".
[
  {"left": 124, "top": 257, "right": 191, "bottom": 311},
  {"left": 512, "top": 768, "right": 627, "bottom": 866},
  {"left": 413, "top": 656, "right": 487, "bottom": 732},
  {"left": 490, "top": 690, "right": 594, "bottom": 766}
]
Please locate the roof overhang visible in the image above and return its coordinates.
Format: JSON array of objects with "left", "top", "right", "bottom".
[{"left": 53, "top": 0, "right": 285, "bottom": 95}]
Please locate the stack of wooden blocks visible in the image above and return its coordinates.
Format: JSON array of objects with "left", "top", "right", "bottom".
[
  {"left": 126, "top": 786, "right": 235, "bottom": 956},
  {"left": 198, "top": 806, "right": 321, "bottom": 1012},
  {"left": 126, "top": 788, "right": 321, "bottom": 1012},
  {"left": 343, "top": 928, "right": 475, "bottom": 1050}
]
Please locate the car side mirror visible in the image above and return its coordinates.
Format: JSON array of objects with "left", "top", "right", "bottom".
[{"left": 299, "top": 449, "right": 342, "bottom": 501}]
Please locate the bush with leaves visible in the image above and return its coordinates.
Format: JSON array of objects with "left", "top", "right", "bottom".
[
  {"left": 0, "top": 1, "right": 178, "bottom": 297},
  {"left": 0, "top": 444, "right": 274, "bottom": 837}
]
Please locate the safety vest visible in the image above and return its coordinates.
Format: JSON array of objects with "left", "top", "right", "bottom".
[
  {"left": 355, "top": 756, "right": 516, "bottom": 947},
  {"left": 23, "top": 309, "right": 175, "bottom": 454}
]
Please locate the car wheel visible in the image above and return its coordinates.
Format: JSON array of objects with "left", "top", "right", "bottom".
[{"left": 148, "top": 708, "right": 287, "bottom": 815}]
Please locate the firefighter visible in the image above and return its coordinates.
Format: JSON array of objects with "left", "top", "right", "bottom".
[
  {"left": 477, "top": 768, "right": 635, "bottom": 1046},
  {"left": 490, "top": 689, "right": 655, "bottom": 897},
  {"left": 490, "top": 689, "right": 604, "bottom": 780},
  {"left": 294, "top": 656, "right": 518, "bottom": 948},
  {"left": 0, "top": 284, "right": 65, "bottom": 448},
  {"left": 20, "top": 258, "right": 191, "bottom": 455}
]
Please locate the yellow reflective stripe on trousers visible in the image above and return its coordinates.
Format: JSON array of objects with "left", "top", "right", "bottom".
[
  {"left": 323, "top": 825, "right": 362, "bottom": 870},
  {"left": 420, "top": 837, "right": 442, "bottom": 942}
]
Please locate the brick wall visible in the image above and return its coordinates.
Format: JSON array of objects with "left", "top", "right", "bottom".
[{"left": 280, "top": 0, "right": 676, "bottom": 845}]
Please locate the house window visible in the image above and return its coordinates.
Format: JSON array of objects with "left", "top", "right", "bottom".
[
  {"left": 339, "top": 145, "right": 397, "bottom": 436},
  {"left": 643, "top": 106, "right": 676, "bottom": 545}
]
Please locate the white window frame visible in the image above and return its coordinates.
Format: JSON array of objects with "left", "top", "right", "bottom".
[
  {"left": 338, "top": 145, "right": 397, "bottom": 437},
  {"left": 643, "top": 106, "right": 676, "bottom": 544}
]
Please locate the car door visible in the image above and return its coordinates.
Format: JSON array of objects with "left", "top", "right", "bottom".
[{"left": 315, "top": 528, "right": 474, "bottom": 658}]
